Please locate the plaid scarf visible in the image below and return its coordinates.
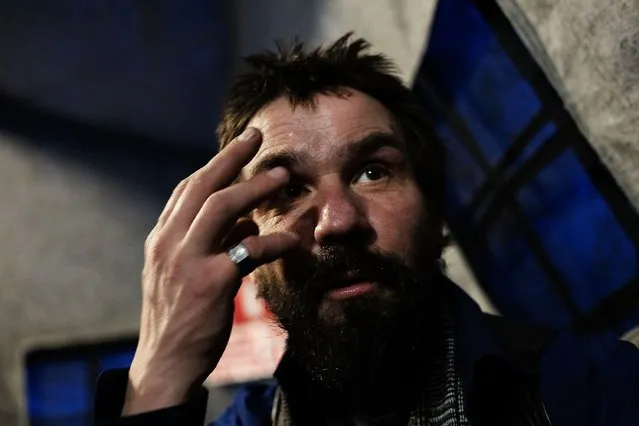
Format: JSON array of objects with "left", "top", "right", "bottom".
[
  {"left": 272, "top": 312, "right": 471, "bottom": 426},
  {"left": 407, "top": 312, "right": 470, "bottom": 426}
]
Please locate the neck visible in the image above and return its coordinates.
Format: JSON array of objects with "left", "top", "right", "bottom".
[
  {"left": 332, "top": 357, "right": 425, "bottom": 421},
  {"left": 279, "top": 307, "right": 450, "bottom": 422},
  {"left": 277, "top": 348, "right": 426, "bottom": 423}
]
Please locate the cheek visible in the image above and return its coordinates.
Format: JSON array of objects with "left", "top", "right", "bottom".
[
  {"left": 368, "top": 189, "right": 426, "bottom": 256},
  {"left": 251, "top": 215, "right": 310, "bottom": 281},
  {"left": 251, "top": 258, "right": 285, "bottom": 298},
  {"left": 254, "top": 213, "right": 285, "bottom": 232},
  {"left": 255, "top": 211, "right": 316, "bottom": 251}
]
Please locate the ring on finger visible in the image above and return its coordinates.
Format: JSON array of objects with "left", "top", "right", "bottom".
[{"left": 226, "top": 242, "right": 254, "bottom": 277}]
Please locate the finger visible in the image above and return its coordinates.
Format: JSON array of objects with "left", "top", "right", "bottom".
[
  {"left": 184, "top": 167, "right": 289, "bottom": 250},
  {"left": 220, "top": 218, "right": 260, "bottom": 251},
  {"left": 157, "top": 179, "right": 188, "bottom": 226},
  {"left": 167, "top": 127, "right": 263, "bottom": 232},
  {"left": 218, "top": 232, "right": 301, "bottom": 281}
]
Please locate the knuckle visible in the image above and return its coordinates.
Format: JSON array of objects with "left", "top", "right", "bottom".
[
  {"left": 204, "top": 192, "right": 232, "bottom": 216},
  {"left": 204, "top": 191, "right": 222, "bottom": 208},
  {"left": 242, "top": 236, "right": 262, "bottom": 259},
  {"left": 144, "top": 230, "right": 172, "bottom": 260},
  {"left": 144, "top": 230, "right": 160, "bottom": 253},
  {"left": 174, "top": 178, "right": 189, "bottom": 194},
  {"left": 188, "top": 173, "right": 206, "bottom": 190}
]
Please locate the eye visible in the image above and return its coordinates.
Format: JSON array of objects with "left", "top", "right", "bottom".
[
  {"left": 282, "top": 182, "right": 307, "bottom": 199},
  {"left": 271, "top": 180, "right": 309, "bottom": 205},
  {"left": 353, "top": 163, "right": 391, "bottom": 184}
]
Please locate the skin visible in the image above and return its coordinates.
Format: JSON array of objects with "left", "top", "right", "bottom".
[
  {"left": 123, "top": 89, "right": 428, "bottom": 415},
  {"left": 245, "top": 91, "right": 427, "bottom": 322}
]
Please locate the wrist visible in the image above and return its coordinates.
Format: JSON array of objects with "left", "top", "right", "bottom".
[{"left": 122, "top": 357, "right": 203, "bottom": 415}]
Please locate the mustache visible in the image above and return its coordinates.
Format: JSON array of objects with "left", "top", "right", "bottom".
[{"left": 289, "top": 245, "right": 414, "bottom": 296}]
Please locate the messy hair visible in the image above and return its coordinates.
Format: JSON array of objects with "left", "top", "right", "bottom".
[{"left": 217, "top": 32, "right": 446, "bottom": 258}]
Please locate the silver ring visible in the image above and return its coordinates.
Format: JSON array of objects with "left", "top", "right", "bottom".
[{"left": 226, "top": 243, "right": 251, "bottom": 273}]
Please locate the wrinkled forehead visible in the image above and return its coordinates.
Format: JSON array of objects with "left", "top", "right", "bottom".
[{"left": 243, "top": 91, "right": 403, "bottom": 175}]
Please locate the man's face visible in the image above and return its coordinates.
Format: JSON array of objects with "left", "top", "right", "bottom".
[{"left": 242, "top": 89, "right": 440, "bottom": 387}]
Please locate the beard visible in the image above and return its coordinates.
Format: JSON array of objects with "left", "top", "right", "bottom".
[{"left": 254, "top": 238, "right": 447, "bottom": 398}]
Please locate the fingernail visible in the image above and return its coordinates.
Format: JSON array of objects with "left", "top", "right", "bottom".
[
  {"left": 267, "top": 167, "right": 288, "bottom": 180},
  {"left": 237, "top": 127, "right": 259, "bottom": 142}
]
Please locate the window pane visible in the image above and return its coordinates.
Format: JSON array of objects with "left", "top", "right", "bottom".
[
  {"left": 517, "top": 150, "right": 637, "bottom": 312},
  {"left": 99, "top": 345, "right": 136, "bottom": 372},
  {"left": 505, "top": 122, "right": 556, "bottom": 177},
  {"left": 425, "top": 0, "right": 541, "bottom": 165},
  {"left": 27, "top": 358, "right": 90, "bottom": 425},
  {"left": 440, "top": 124, "right": 486, "bottom": 210},
  {"left": 483, "top": 208, "right": 571, "bottom": 327}
]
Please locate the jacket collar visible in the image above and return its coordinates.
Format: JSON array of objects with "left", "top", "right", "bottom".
[
  {"left": 273, "top": 277, "right": 536, "bottom": 403},
  {"left": 446, "top": 279, "right": 502, "bottom": 397}
]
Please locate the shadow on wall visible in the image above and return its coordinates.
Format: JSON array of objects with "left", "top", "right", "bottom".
[
  {"left": 0, "top": 92, "right": 208, "bottom": 205},
  {"left": 0, "top": 0, "right": 232, "bottom": 149},
  {"left": 0, "top": 0, "right": 325, "bottom": 151},
  {"left": 232, "top": 0, "right": 324, "bottom": 68}
]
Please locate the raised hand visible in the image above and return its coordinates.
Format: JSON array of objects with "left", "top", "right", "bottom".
[{"left": 122, "top": 128, "right": 298, "bottom": 414}]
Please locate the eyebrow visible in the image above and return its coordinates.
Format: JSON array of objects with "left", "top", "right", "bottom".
[
  {"left": 249, "top": 150, "right": 312, "bottom": 179},
  {"left": 337, "top": 131, "right": 403, "bottom": 160},
  {"left": 248, "top": 131, "right": 402, "bottom": 178}
]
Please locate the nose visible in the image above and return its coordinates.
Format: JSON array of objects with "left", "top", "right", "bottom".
[{"left": 313, "top": 184, "right": 372, "bottom": 246}]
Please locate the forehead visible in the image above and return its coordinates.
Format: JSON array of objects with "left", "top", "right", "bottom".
[{"left": 244, "top": 90, "right": 399, "bottom": 171}]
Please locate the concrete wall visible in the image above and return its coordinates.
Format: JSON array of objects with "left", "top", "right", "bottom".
[
  {"left": 0, "top": 2, "right": 492, "bottom": 425},
  {"left": 233, "top": 0, "right": 436, "bottom": 85},
  {"left": 0, "top": 130, "right": 199, "bottom": 426}
]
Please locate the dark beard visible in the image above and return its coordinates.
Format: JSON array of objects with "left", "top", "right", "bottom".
[{"left": 256, "top": 244, "right": 448, "bottom": 399}]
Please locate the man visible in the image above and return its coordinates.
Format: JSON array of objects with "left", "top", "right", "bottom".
[{"left": 94, "top": 34, "right": 639, "bottom": 426}]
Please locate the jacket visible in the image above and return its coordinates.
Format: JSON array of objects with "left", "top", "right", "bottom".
[{"left": 93, "top": 281, "right": 639, "bottom": 425}]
